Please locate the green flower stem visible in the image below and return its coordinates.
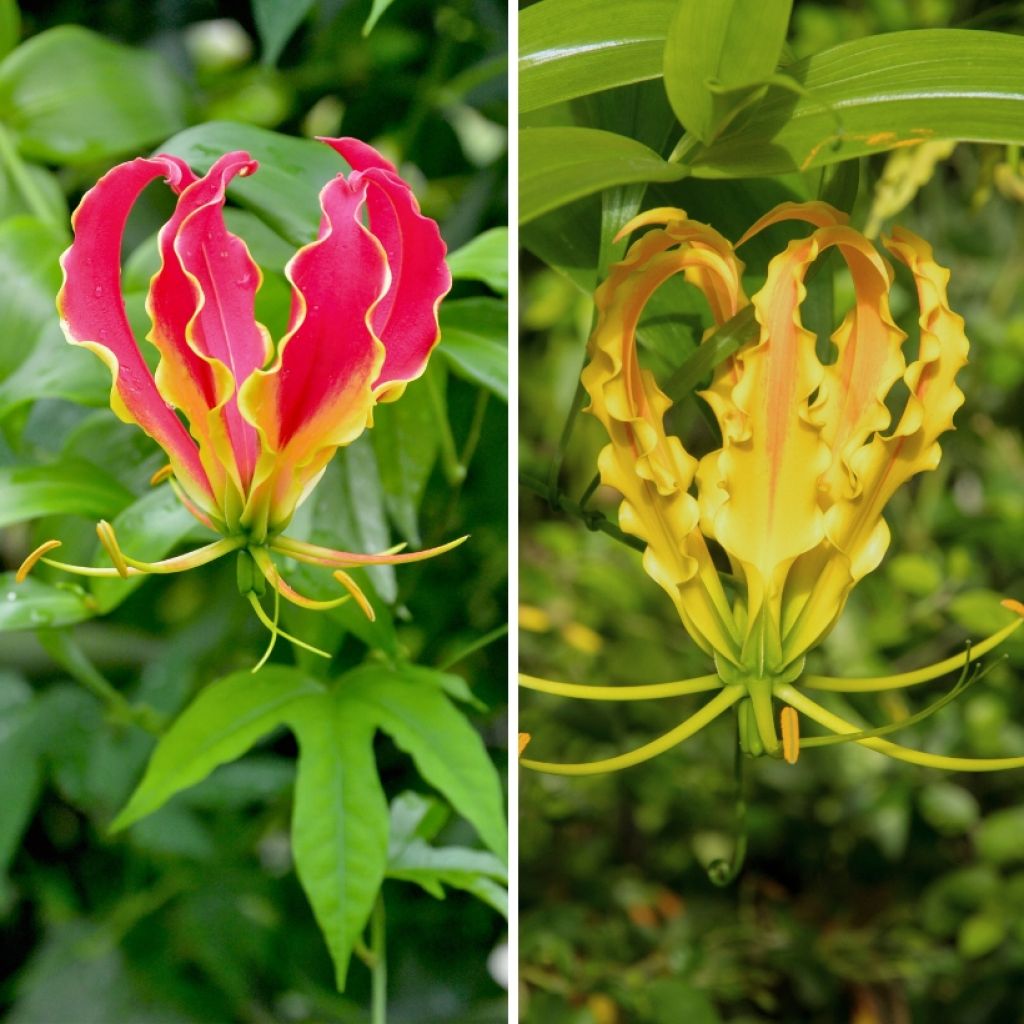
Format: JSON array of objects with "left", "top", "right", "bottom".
[
  {"left": 519, "top": 671, "right": 720, "bottom": 701},
  {"left": 803, "top": 615, "right": 1023, "bottom": 692},
  {"left": 0, "top": 123, "right": 64, "bottom": 235},
  {"left": 775, "top": 682, "right": 1024, "bottom": 772},
  {"left": 439, "top": 622, "right": 508, "bottom": 671},
  {"left": 371, "top": 894, "right": 387, "bottom": 1024},
  {"left": 520, "top": 685, "right": 743, "bottom": 775},
  {"left": 36, "top": 629, "right": 165, "bottom": 735}
]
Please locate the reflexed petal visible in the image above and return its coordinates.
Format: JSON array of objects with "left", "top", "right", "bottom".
[
  {"left": 58, "top": 156, "right": 214, "bottom": 510},
  {"left": 149, "top": 152, "right": 271, "bottom": 502},
  {"left": 322, "top": 137, "right": 450, "bottom": 399},
  {"left": 239, "top": 172, "right": 388, "bottom": 529},
  {"left": 582, "top": 211, "right": 745, "bottom": 661}
]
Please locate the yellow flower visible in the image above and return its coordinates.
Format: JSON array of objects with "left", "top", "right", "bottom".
[{"left": 522, "top": 201, "right": 1024, "bottom": 774}]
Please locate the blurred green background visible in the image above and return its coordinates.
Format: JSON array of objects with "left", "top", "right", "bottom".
[
  {"left": 0, "top": 0, "right": 507, "bottom": 1021},
  {"left": 519, "top": 2, "right": 1024, "bottom": 1021}
]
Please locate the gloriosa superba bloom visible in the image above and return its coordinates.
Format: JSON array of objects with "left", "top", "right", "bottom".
[
  {"left": 521, "top": 201, "right": 1024, "bottom": 775},
  {"left": 18, "top": 137, "right": 461, "bottom": 663}
]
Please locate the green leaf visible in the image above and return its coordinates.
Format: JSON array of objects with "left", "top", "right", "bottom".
[
  {"left": 976, "top": 806, "right": 1024, "bottom": 866},
  {"left": 89, "top": 487, "right": 204, "bottom": 613},
  {"left": 0, "top": 462, "right": 133, "bottom": 530},
  {"left": 0, "top": 573, "right": 96, "bottom": 631},
  {"left": 363, "top": 0, "right": 398, "bottom": 36},
  {"left": 438, "top": 297, "right": 508, "bottom": 401},
  {"left": 252, "top": 0, "right": 316, "bottom": 66},
  {"left": 0, "top": 217, "right": 108, "bottom": 418},
  {"left": 159, "top": 122, "right": 343, "bottom": 246},
  {"left": 0, "top": 26, "right": 186, "bottom": 164},
  {"left": 388, "top": 791, "right": 450, "bottom": 848},
  {"left": 342, "top": 663, "right": 507, "bottom": 861},
  {"left": 663, "top": 0, "right": 792, "bottom": 143},
  {"left": 0, "top": 0, "right": 18, "bottom": 61},
  {"left": 0, "top": 676, "right": 42, "bottom": 892},
  {"left": 110, "top": 666, "right": 324, "bottom": 831},
  {"left": 447, "top": 227, "right": 508, "bottom": 295},
  {"left": 520, "top": 0, "right": 676, "bottom": 113},
  {"left": 520, "top": 127, "right": 687, "bottom": 223},
  {"left": 387, "top": 839, "right": 508, "bottom": 916},
  {"left": 371, "top": 369, "right": 440, "bottom": 546},
  {"left": 692, "top": 30, "right": 1024, "bottom": 178},
  {"left": 0, "top": 160, "right": 65, "bottom": 225},
  {"left": 288, "top": 692, "right": 389, "bottom": 990}
]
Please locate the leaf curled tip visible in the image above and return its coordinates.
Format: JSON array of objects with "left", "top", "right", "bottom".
[
  {"left": 1001, "top": 598, "right": 1024, "bottom": 617},
  {"left": 16, "top": 540, "right": 62, "bottom": 583},
  {"left": 518, "top": 733, "right": 532, "bottom": 756}
]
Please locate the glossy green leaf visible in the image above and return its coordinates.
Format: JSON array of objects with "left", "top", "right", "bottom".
[
  {"left": 520, "top": 0, "right": 676, "bottom": 113},
  {"left": 388, "top": 840, "right": 508, "bottom": 916},
  {"left": 364, "top": 0, "right": 399, "bottom": 36},
  {"left": 110, "top": 667, "right": 324, "bottom": 831},
  {"left": 438, "top": 297, "right": 507, "bottom": 402},
  {"left": 520, "top": 127, "right": 687, "bottom": 223},
  {"left": 371, "top": 368, "right": 440, "bottom": 546},
  {"left": 289, "top": 691, "right": 388, "bottom": 990},
  {"left": 159, "top": 122, "right": 343, "bottom": 246},
  {"left": 0, "top": 217, "right": 108, "bottom": 418},
  {"left": 252, "top": 0, "right": 316, "bottom": 66},
  {"left": 692, "top": 30, "right": 1024, "bottom": 178},
  {"left": 89, "top": 487, "right": 205, "bottom": 614},
  {"left": 0, "top": 462, "right": 132, "bottom": 530},
  {"left": 343, "top": 663, "right": 507, "bottom": 860},
  {"left": 0, "top": 26, "right": 186, "bottom": 164},
  {"left": 447, "top": 227, "right": 508, "bottom": 295},
  {"left": 664, "top": 0, "right": 792, "bottom": 143},
  {"left": 0, "top": 573, "right": 96, "bottom": 631}
]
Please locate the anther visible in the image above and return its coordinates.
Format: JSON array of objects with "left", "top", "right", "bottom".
[
  {"left": 781, "top": 705, "right": 800, "bottom": 765},
  {"left": 96, "top": 521, "right": 129, "bottom": 579},
  {"left": 518, "top": 733, "right": 532, "bottom": 756},
  {"left": 332, "top": 570, "right": 376, "bottom": 621},
  {"left": 16, "top": 540, "right": 62, "bottom": 583},
  {"left": 149, "top": 464, "right": 174, "bottom": 486}
]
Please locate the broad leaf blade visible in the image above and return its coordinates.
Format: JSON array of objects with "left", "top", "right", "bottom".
[
  {"left": 343, "top": 664, "right": 507, "bottom": 861},
  {"left": 288, "top": 692, "right": 389, "bottom": 991},
  {"left": 447, "top": 227, "right": 508, "bottom": 295},
  {"left": 520, "top": 0, "right": 676, "bottom": 113},
  {"left": 0, "top": 574, "right": 96, "bottom": 631},
  {"left": 438, "top": 297, "right": 508, "bottom": 401},
  {"left": 111, "top": 667, "right": 324, "bottom": 830},
  {"left": 692, "top": 30, "right": 1024, "bottom": 178},
  {"left": 0, "top": 463, "right": 133, "bottom": 530},
  {"left": 664, "top": 0, "right": 792, "bottom": 143},
  {"left": 520, "top": 127, "right": 687, "bottom": 223},
  {"left": 387, "top": 840, "right": 509, "bottom": 916}
]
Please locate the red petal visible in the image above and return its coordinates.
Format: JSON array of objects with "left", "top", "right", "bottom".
[
  {"left": 149, "top": 152, "right": 268, "bottom": 487},
  {"left": 321, "top": 138, "right": 451, "bottom": 392},
  {"left": 58, "top": 156, "right": 213, "bottom": 505}
]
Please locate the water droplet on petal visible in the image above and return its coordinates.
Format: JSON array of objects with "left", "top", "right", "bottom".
[{"left": 94, "top": 285, "right": 103, "bottom": 297}]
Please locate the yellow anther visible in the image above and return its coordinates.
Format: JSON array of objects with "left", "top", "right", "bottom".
[
  {"left": 781, "top": 705, "right": 800, "bottom": 765},
  {"left": 518, "top": 733, "right": 532, "bottom": 756},
  {"left": 16, "top": 540, "right": 62, "bottom": 583},
  {"left": 332, "top": 570, "right": 376, "bottom": 622},
  {"left": 96, "top": 520, "right": 129, "bottom": 579},
  {"left": 149, "top": 464, "right": 174, "bottom": 486},
  {"left": 1001, "top": 598, "right": 1024, "bottom": 617}
]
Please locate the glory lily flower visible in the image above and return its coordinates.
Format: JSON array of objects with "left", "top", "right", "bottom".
[
  {"left": 18, "top": 137, "right": 461, "bottom": 662},
  {"left": 521, "top": 201, "right": 1024, "bottom": 775}
]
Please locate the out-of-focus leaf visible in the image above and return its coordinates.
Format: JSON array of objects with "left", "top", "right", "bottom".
[
  {"left": 343, "top": 663, "right": 507, "bottom": 860},
  {"left": 438, "top": 297, "right": 508, "bottom": 402},
  {"left": 111, "top": 667, "right": 324, "bottom": 830},
  {"left": 0, "top": 462, "right": 133, "bottom": 529},
  {"left": 252, "top": 0, "right": 316, "bottom": 66},
  {"left": 520, "top": 0, "right": 675, "bottom": 113},
  {"left": 0, "top": 160, "right": 66, "bottom": 225},
  {"left": 371, "top": 368, "right": 440, "bottom": 546},
  {"left": 692, "top": 30, "right": 1024, "bottom": 178},
  {"left": 0, "top": 676, "right": 41, "bottom": 892},
  {"left": 976, "top": 806, "right": 1024, "bottom": 865},
  {"left": 958, "top": 910, "right": 1007, "bottom": 959},
  {"left": 663, "top": 0, "right": 792, "bottom": 143},
  {"left": 919, "top": 782, "right": 980, "bottom": 836},
  {"left": 447, "top": 227, "right": 508, "bottom": 295},
  {"left": 0, "top": 217, "right": 108, "bottom": 417},
  {"left": 0, "top": 574, "right": 96, "bottom": 631},
  {"left": 363, "top": 0, "right": 398, "bottom": 36},
  {"left": 520, "top": 127, "right": 687, "bottom": 223},
  {"left": 159, "top": 122, "right": 344, "bottom": 246},
  {"left": 0, "top": 0, "right": 19, "bottom": 60},
  {"left": 289, "top": 690, "right": 388, "bottom": 991},
  {"left": 0, "top": 26, "right": 186, "bottom": 164},
  {"left": 89, "top": 487, "right": 205, "bottom": 613}
]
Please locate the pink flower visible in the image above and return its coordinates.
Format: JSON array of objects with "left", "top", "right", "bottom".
[{"left": 20, "top": 138, "right": 462, "bottom": 662}]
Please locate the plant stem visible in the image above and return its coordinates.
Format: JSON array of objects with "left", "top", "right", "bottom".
[
  {"left": 0, "top": 123, "right": 63, "bottom": 234},
  {"left": 425, "top": 370, "right": 465, "bottom": 485},
  {"left": 371, "top": 894, "right": 387, "bottom": 1024}
]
